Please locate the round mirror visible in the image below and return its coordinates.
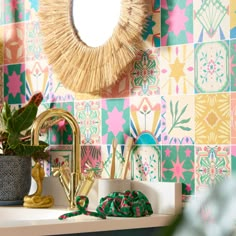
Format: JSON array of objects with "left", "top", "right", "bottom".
[
  {"left": 39, "top": 0, "right": 148, "bottom": 93},
  {"left": 72, "top": 0, "right": 121, "bottom": 47}
]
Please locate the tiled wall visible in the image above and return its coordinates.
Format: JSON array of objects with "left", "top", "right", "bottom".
[{"left": 0, "top": 0, "right": 236, "bottom": 202}]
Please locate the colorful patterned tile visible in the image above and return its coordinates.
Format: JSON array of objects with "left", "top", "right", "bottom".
[
  {"left": 74, "top": 100, "right": 101, "bottom": 145},
  {"left": 25, "top": 60, "right": 51, "bottom": 102},
  {"left": 25, "top": 0, "right": 39, "bottom": 21},
  {"left": 142, "top": 0, "right": 160, "bottom": 47},
  {"left": 101, "top": 144, "right": 125, "bottom": 179},
  {"left": 195, "top": 145, "right": 231, "bottom": 193},
  {"left": 232, "top": 145, "right": 236, "bottom": 174},
  {"left": 195, "top": 41, "right": 229, "bottom": 93},
  {"left": 101, "top": 72, "right": 130, "bottom": 98},
  {"left": 4, "top": 23, "right": 25, "bottom": 64},
  {"left": 25, "top": 21, "right": 46, "bottom": 61},
  {"left": 102, "top": 98, "right": 130, "bottom": 145},
  {"left": 161, "top": 0, "right": 193, "bottom": 46},
  {"left": 232, "top": 93, "right": 236, "bottom": 144},
  {"left": 4, "top": 0, "right": 24, "bottom": 24},
  {"left": 162, "top": 145, "right": 195, "bottom": 199},
  {"left": 4, "top": 63, "right": 25, "bottom": 104},
  {"left": 81, "top": 145, "right": 101, "bottom": 174},
  {"left": 194, "top": 0, "right": 229, "bottom": 42},
  {"left": 230, "top": 39, "right": 236, "bottom": 91},
  {"left": 48, "top": 102, "right": 75, "bottom": 145},
  {"left": 131, "top": 48, "right": 160, "bottom": 96},
  {"left": 160, "top": 44, "right": 194, "bottom": 95},
  {"left": 195, "top": 93, "right": 230, "bottom": 144},
  {"left": 130, "top": 96, "right": 161, "bottom": 143},
  {"left": 230, "top": 0, "right": 236, "bottom": 38},
  {"left": 161, "top": 95, "right": 195, "bottom": 144},
  {"left": 131, "top": 145, "right": 161, "bottom": 182}
]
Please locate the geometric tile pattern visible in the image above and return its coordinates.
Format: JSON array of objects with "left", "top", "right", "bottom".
[
  {"left": 1, "top": 0, "right": 236, "bottom": 205},
  {"left": 195, "top": 93, "right": 230, "bottom": 144}
]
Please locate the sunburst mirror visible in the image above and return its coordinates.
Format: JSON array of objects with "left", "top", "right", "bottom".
[{"left": 38, "top": 0, "right": 148, "bottom": 93}]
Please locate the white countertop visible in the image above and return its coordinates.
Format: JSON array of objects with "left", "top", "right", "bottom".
[{"left": 0, "top": 206, "right": 174, "bottom": 236}]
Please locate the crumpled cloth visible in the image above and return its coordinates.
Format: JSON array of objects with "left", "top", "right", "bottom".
[{"left": 97, "top": 190, "right": 153, "bottom": 217}]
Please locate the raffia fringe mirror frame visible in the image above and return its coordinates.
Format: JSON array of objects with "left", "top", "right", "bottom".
[{"left": 38, "top": 0, "right": 148, "bottom": 93}]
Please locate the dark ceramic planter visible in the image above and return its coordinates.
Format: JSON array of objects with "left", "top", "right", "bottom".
[{"left": 0, "top": 155, "right": 31, "bottom": 205}]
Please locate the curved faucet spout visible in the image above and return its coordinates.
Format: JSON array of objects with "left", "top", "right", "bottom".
[{"left": 31, "top": 108, "right": 81, "bottom": 209}]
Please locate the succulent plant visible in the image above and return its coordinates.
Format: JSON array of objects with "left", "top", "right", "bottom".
[{"left": 0, "top": 92, "right": 49, "bottom": 161}]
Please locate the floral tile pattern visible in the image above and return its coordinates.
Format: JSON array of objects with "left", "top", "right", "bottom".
[
  {"left": 160, "top": 44, "right": 194, "bottom": 95},
  {"left": 25, "top": 60, "right": 50, "bottom": 102},
  {"left": 194, "top": 0, "right": 229, "bottom": 42},
  {"left": 130, "top": 96, "right": 161, "bottom": 143},
  {"left": 195, "top": 145, "right": 231, "bottom": 192},
  {"left": 195, "top": 93, "right": 230, "bottom": 144},
  {"left": 142, "top": 0, "right": 160, "bottom": 47},
  {"left": 25, "top": 21, "right": 45, "bottom": 61},
  {"left": 131, "top": 48, "right": 160, "bottom": 96},
  {"left": 4, "top": 63, "right": 25, "bottom": 104},
  {"left": 4, "top": 0, "right": 24, "bottom": 24},
  {"left": 195, "top": 41, "right": 229, "bottom": 93},
  {"left": 232, "top": 93, "right": 236, "bottom": 144},
  {"left": 131, "top": 145, "right": 161, "bottom": 182},
  {"left": 230, "top": 0, "right": 236, "bottom": 38},
  {"left": 4, "top": 23, "right": 25, "bottom": 64},
  {"left": 230, "top": 39, "right": 236, "bottom": 91},
  {"left": 162, "top": 145, "right": 195, "bottom": 200},
  {"left": 161, "top": 0, "right": 193, "bottom": 46},
  {"left": 102, "top": 98, "right": 130, "bottom": 145},
  {"left": 0, "top": 0, "right": 3, "bottom": 25},
  {"left": 101, "top": 144, "right": 125, "bottom": 179},
  {"left": 74, "top": 100, "right": 101, "bottom": 145},
  {"left": 0, "top": 66, "right": 3, "bottom": 103},
  {"left": 161, "top": 95, "right": 195, "bottom": 144}
]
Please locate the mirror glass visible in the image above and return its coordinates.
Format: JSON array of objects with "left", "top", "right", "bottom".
[{"left": 72, "top": 0, "right": 121, "bottom": 47}]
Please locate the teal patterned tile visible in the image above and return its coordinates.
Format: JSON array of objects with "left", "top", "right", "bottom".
[
  {"left": 25, "top": 0, "right": 39, "bottom": 21},
  {"left": 131, "top": 48, "right": 160, "bottom": 96},
  {"left": 0, "top": 0, "right": 3, "bottom": 25},
  {"left": 195, "top": 145, "right": 231, "bottom": 193},
  {"left": 75, "top": 100, "right": 101, "bottom": 145},
  {"left": 49, "top": 102, "right": 75, "bottom": 145},
  {"left": 4, "top": 0, "right": 24, "bottom": 24},
  {"left": 161, "top": 0, "right": 193, "bottom": 46},
  {"left": 102, "top": 98, "right": 130, "bottom": 145},
  {"left": 230, "top": 39, "right": 236, "bottom": 91},
  {"left": 131, "top": 145, "right": 161, "bottom": 182},
  {"left": 162, "top": 145, "right": 195, "bottom": 200},
  {"left": 232, "top": 145, "right": 236, "bottom": 174},
  {"left": 4, "top": 64, "right": 26, "bottom": 104},
  {"left": 195, "top": 41, "right": 229, "bottom": 93}
]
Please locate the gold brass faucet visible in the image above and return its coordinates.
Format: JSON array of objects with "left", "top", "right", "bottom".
[{"left": 27, "top": 108, "right": 94, "bottom": 209}]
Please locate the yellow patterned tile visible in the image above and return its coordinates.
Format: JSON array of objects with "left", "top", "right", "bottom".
[{"left": 195, "top": 93, "right": 230, "bottom": 144}]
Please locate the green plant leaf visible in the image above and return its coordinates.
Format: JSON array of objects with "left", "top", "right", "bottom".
[
  {"left": 175, "top": 126, "right": 192, "bottom": 131},
  {"left": 7, "top": 132, "right": 20, "bottom": 148},
  {"left": 10, "top": 103, "right": 38, "bottom": 133},
  {"left": 177, "top": 118, "right": 191, "bottom": 124}
]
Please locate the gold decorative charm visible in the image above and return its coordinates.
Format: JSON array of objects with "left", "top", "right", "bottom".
[
  {"left": 24, "top": 162, "right": 54, "bottom": 208},
  {"left": 38, "top": 0, "right": 148, "bottom": 93}
]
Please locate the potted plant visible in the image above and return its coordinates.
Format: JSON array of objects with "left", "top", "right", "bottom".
[{"left": 0, "top": 92, "right": 48, "bottom": 205}]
